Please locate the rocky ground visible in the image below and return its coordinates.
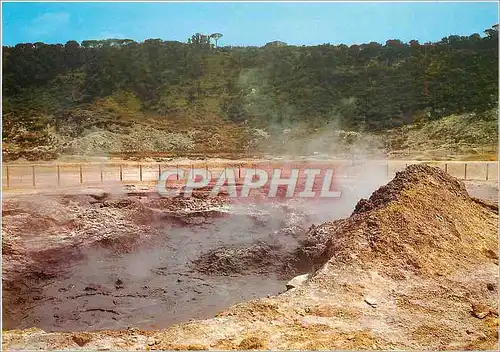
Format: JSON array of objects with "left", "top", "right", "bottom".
[{"left": 2, "top": 165, "right": 498, "bottom": 350}]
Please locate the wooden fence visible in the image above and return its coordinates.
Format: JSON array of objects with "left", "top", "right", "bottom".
[{"left": 2, "top": 160, "right": 498, "bottom": 190}]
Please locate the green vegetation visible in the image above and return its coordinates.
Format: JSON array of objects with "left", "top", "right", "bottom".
[
  {"left": 2, "top": 27, "right": 498, "bottom": 160},
  {"left": 386, "top": 109, "right": 498, "bottom": 160}
]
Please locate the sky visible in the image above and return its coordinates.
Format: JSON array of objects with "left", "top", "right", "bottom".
[{"left": 2, "top": 1, "right": 499, "bottom": 47}]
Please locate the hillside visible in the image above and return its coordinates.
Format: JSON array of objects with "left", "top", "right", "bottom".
[
  {"left": 2, "top": 28, "right": 498, "bottom": 161},
  {"left": 386, "top": 109, "right": 498, "bottom": 160},
  {"left": 3, "top": 107, "right": 497, "bottom": 161}
]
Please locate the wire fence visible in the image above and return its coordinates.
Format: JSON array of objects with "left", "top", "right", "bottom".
[{"left": 2, "top": 160, "right": 498, "bottom": 190}]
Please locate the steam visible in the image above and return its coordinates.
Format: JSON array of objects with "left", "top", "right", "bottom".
[{"left": 237, "top": 65, "right": 390, "bottom": 223}]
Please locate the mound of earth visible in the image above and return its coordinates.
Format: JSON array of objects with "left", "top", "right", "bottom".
[
  {"left": 3, "top": 165, "right": 498, "bottom": 350},
  {"left": 193, "top": 241, "right": 298, "bottom": 277},
  {"left": 192, "top": 203, "right": 308, "bottom": 277}
]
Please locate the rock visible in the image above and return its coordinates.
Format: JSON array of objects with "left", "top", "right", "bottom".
[
  {"left": 484, "top": 249, "right": 498, "bottom": 260},
  {"left": 238, "top": 336, "right": 266, "bottom": 350},
  {"left": 115, "top": 279, "right": 124, "bottom": 290},
  {"left": 364, "top": 297, "right": 378, "bottom": 308},
  {"left": 472, "top": 303, "right": 490, "bottom": 319},
  {"left": 487, "top": 283, "right": 496, "bottom": 291},
  {"left": 88, "top": 192, "right": 108, "bottom": 201},
  {"left": 72, "top": 332, "right": 93, "bottom": 347},
  {"left": 286, "top": 273, "right": 309, "bottom": 290}
]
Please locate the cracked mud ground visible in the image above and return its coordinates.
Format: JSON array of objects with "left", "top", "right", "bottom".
[{"left": 2, "top": 191, "right": 311, "bottom": 332}]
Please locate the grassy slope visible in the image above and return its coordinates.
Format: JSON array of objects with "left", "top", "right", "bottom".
[{"left": 385, "top": 110, "right": 498, "bottom": 161}]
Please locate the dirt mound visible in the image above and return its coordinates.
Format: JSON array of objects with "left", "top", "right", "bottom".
[
  {"left": 193, "top": 242, "right": 281, "bottom": 275},
  {"left": 353, "top": 164, "right": 469, "bottom": 214},
  {"left": 3, "top": 165, "right": 498, "bottom": 350},
  {"left": 297, "top": 164, "right": 497, "bottom": 279},
  {"left": 193, "top": 241, "right": 297, "bottom": 277},
  {"left": 192, "top": 203, "right": 308, "bottom": 278}
]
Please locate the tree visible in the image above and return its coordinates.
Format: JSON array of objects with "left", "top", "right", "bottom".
[
  {"left": 264, "top": 41, "right": 287, "bottom": 48},
  {"left": 187, "top": 33, "right": 211, "bottom": 47},
  {"left": 210, "top": 33, "right": 223, "bottom": 47},
  {"left": 2, "top": 26, "right": 498, "bottom": 141}
]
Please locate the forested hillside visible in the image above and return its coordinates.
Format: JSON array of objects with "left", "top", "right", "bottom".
[{"left": 2, "top": 28, "right": 498, "bottom": 160}]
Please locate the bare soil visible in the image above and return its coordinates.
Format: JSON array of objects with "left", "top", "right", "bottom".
[{"left": 2, "top": 165, "right": 498, "bottom": 350}]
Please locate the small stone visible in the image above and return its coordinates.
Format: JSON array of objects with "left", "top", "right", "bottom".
[
  {"left": 286, "top": 273, "right": 309, "bottom": 290},
  {"left": 484, "top": 249, "right": 498, "bottom": 260},
  {"left": 238, "top": 336, "right": 266, "bottom": 350},
  {"left": 115, "top": 279, "right": 124, "bottom": 290},
  {"left": 364, "top": 297, "right": 378, "bottom": 307},
  {"left": 487, "top": 283, "right": 496, "bottom": 291},
  {"left": 72, "top": 332, "right": 93, "bottom": 347},
  {"left": 477, "top": 333, "right": 487, "bottom": 340},
  {"left": 472, "top": 303, "right": 490, "bottom": 319}
]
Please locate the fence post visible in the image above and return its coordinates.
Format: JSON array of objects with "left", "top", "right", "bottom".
[
  {"left": 486, "top": 163, "right": 489, "bottom": 181},
  {"left": 444, "top": 163, "right": 448, "bottom": 174},
  {"left": 119, "top": 165, "right": 123, "bottom": 181},
  {"left": 139, "top": 164, "right": 143, "bottom": 182},
  {"left": 464, "top": 163, "right": 467, "bottom": 180},
  {"left": 6, "top": 166, "right": 9, "bottom": 188},
  {"left": 79, "top": 165, "right": 83, "bottom": 184},
  {"left": 177, "top": 164, "right": 179, "bottom": 180},
  {"left": 32, "top": 165, "right": 36, "bottom": 187},
  {"left": 100, "top": 164, "right": 103, "bottom": 183},
  {"left": 158, "top": 164, "right": 161, "bottom": 179},
  {"left": 57, "top": 165, "right": 61, "bottom": 186}
]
